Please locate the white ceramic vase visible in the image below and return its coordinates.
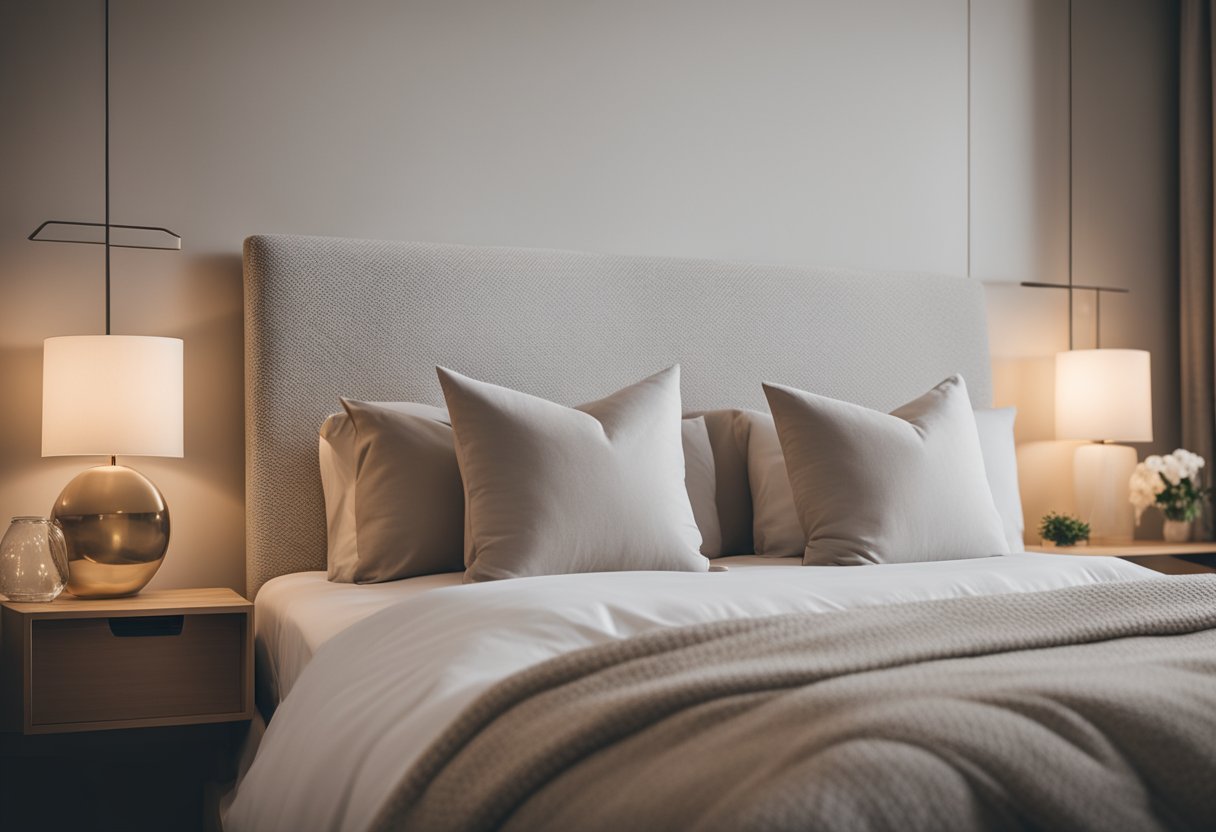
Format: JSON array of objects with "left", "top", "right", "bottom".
[{"left": 1162, "top": 519, "right": 1193, "bottom": 544}]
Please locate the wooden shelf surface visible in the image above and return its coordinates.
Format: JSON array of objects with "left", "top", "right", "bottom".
[
  {"left": 1026, "top": 541, "right": 1216, "bottom": 557},
  {"left": 2, "top": 588, "right": 248, "bottom": 620}
]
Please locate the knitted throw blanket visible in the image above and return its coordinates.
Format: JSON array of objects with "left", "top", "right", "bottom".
[{"left": 371, "top": 576, "right": 1216, "bottom": 832}]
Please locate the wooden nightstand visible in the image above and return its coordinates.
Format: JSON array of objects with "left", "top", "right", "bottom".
[
  {"left": 1, "top": 588, "right": 253, "bottom": 734},
  {"left": 1026, "top": 541, "right": 1216, "bottom": 575},
  {"left": 0, "top": 588, "right": 252, "bottom": 832}
]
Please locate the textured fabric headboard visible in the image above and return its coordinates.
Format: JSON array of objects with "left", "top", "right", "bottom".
[{"left": 244, "top": 234, "right": 993, "bottom": 595}]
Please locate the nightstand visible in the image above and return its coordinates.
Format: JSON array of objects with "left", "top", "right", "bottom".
[
  {"left": 1026, "top": 541, "right": 1216, "bottom": 575},
  {"left": 1, "top": 588, "right": 252, "bottom": 733},
  {"left": 0, "top": 588, "right": 253, "bottom": 832}
]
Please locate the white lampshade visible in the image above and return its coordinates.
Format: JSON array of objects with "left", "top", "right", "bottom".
[
  {"left": 42, "top": 335, "right": 184, "bottom": 457},
  {"left": 1055, "top": 348, "right": 1152, "bottom": 443}
]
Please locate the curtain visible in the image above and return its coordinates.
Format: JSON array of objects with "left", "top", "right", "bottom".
[{"left": 1181, "top": 0, "right": 1216, "bottom": 538}]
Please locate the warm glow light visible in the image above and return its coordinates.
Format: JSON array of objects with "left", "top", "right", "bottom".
[
  {"left": 42, "top": 335, "right": 184, "bottom": 457},
  {"left": 1055, "top": 349, "right": 1152, "bottom": 443}
]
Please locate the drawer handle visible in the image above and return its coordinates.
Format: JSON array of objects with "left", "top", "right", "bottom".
[{"left": 108, "top": 615, "right": 185, "bottom": 637}]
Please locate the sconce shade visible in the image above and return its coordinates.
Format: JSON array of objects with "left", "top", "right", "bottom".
[
  {"left": 42, "top": 335, "right": 184, "bottom": 457},
  {"left": 1055, "top": 348, "right": 1152, "bottom": 443}
]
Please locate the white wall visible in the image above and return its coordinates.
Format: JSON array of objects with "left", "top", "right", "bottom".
[{"left": 0, "top": 0, "right": 1178, "bottom": 593}]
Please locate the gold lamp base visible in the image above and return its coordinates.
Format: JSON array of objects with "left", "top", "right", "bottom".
[{"left": 51, "top": 465, "right": 170, "bottom": 599}]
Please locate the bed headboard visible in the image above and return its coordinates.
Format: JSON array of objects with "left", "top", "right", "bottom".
[{"left": 244, "top": 234, "right": 993, "bottom": 595}]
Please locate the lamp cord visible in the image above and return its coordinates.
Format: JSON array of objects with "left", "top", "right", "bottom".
[{"left": 104, "top": 0, "right": 111, "bottom": 335}]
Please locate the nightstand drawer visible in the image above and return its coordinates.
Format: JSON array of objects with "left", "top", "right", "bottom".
[{"left": 30, "top": 614, "right": 245, "bottom": 729}]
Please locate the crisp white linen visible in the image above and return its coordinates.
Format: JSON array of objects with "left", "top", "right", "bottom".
[
  {"left": 227, "top": 553, "right": 1152, "bottom": 832},
  {"left": 255, "top": 571, "right": 463, "bottom": 707}
]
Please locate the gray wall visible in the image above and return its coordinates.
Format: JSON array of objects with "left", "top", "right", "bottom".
[{"left": 0, "top": 0, "right": 1179, "bottom": 593}]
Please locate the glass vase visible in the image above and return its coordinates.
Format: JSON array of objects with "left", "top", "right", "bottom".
[{"left": 0, "top": 517, "right": 69, "bottom": 602}]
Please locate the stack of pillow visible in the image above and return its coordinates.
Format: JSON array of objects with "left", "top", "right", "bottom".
[{"left": 320, "top": 366, "right": 1022, "bottom": 584}]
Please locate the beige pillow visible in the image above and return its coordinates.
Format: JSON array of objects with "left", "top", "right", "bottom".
[
  {"left": 319, "top": 415, "right": 361, "bottom": 581},
  {"left": 763, "top": 375, "right": 1010, "bottom": 566},
  {"left": 439, "top": 365, "right": 708, "bottom": 582},
  {"left": 325, "top": 400, "right": 465, "bottom": 582},
  {"left": 319, "top": 401, "right": 457, "bottom": 581},
  {"left": 682, "top": 416, "right": 723, "bottom": 557},
  {"left": 321, "top": 405, "right": 727, "bottom": 581},
  {"left": 742, "top": 406, "right": 1027, "bottom": 558},
  {"left": 734, "top": 410, "right": 802, "bottom": 557},
  {"left": 690, "top": 409, "right": 754, "bottom": 555}
]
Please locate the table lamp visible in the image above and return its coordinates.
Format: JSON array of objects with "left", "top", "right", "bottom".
[
  {"left": 42, "top": 334, "right": 184, "bottom": 597},
  {"left": 1055, "top": 348, "right": 1152, "bottom": 542},
  {"left": 29, "top": 0, "right": 185, "bottom": 599}
]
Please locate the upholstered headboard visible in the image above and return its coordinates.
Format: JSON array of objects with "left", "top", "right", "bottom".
[{"left": 244, "top": 234, "right": 993, "bottom": 595}]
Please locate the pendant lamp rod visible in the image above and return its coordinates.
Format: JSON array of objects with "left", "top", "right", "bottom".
[
  {"left": 1019, "top": 3, "right": 1134, "bottom": 350},
  {"left": 1066, "top": 0, "right": 1073, "bottom": 350},
  {"left": 104, "top": 0, "right": 111, "bottom": 335}
]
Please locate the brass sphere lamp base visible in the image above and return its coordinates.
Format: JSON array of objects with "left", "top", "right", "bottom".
[{"left": 50, "top": 463, "right": 170, "bottom": 599}]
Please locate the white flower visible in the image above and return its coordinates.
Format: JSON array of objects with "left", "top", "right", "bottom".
[
  {"left": 1129, "top": 448, "right": 1208, "bottom": 524},
  {"left": 1179, "top": 449, "right": 1205, "bottom": 477},
  {"left": 1162, "top": 457, "right": 1184, "bottom": 486},
  {"left": 1168, "top": 449, "right": 1205, "bottom": 480}
]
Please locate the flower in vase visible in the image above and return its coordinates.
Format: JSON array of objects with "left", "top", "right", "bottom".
[{"left": 1129, "top": 448, "right": 1210, "bottom": 524}]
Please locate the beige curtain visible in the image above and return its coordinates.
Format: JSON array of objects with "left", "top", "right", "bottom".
[{"left": 1182, "top": 0, "right": 1216, "bottom": 537}]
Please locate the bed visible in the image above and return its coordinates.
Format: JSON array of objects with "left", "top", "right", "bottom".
[
  {"left": 253, "top": 555, "right": 1151, "bottom": 715},
  {"left": 226, "top": 235, "right": 1216, "bottom": 832}
]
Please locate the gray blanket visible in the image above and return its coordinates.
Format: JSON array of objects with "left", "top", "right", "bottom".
[{"left": 371, "top": 576, "right": 1216, "bottom": 832}]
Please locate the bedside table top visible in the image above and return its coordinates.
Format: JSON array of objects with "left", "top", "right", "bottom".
[
  {"left": 2, "top": 587, "right": 249, "bottom": 620},
  {"left": 1026, "top": 541, "right": 1216, "bottom": 557}
]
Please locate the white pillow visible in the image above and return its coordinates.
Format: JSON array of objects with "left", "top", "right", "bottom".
[
  {"left": 438, "top": 365, "right": 708, "bottom": 582},
  {"left": 973, "top": 407, "right": 1025, "bottom": 552},
  {"left": 320, "top": 405, "right": 725, "bottom": 581},
  {"left": 742, "top": 404, "right": 1025, "bottom": 557},
  {"left": 763, "top": 375, "right": 1010, "bottom": 565}
]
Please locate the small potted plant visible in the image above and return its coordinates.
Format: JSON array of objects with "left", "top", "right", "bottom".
[
  {"left": 1129, "top": 449, "right": 1210, "bottom": 542},
  {"left": 1039, "top": 512, "right": 1090, "bottom": 548}
]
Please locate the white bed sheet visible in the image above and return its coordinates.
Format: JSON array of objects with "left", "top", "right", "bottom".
[
  {"left": 256, "top": 570, "right": 463, "bottom": 708},
  {"left": 256, "top": 557, "right": 823, "bottom": 707},
  {"left": 231, "top": 553, "right": 1152, "bottom": 832}
]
